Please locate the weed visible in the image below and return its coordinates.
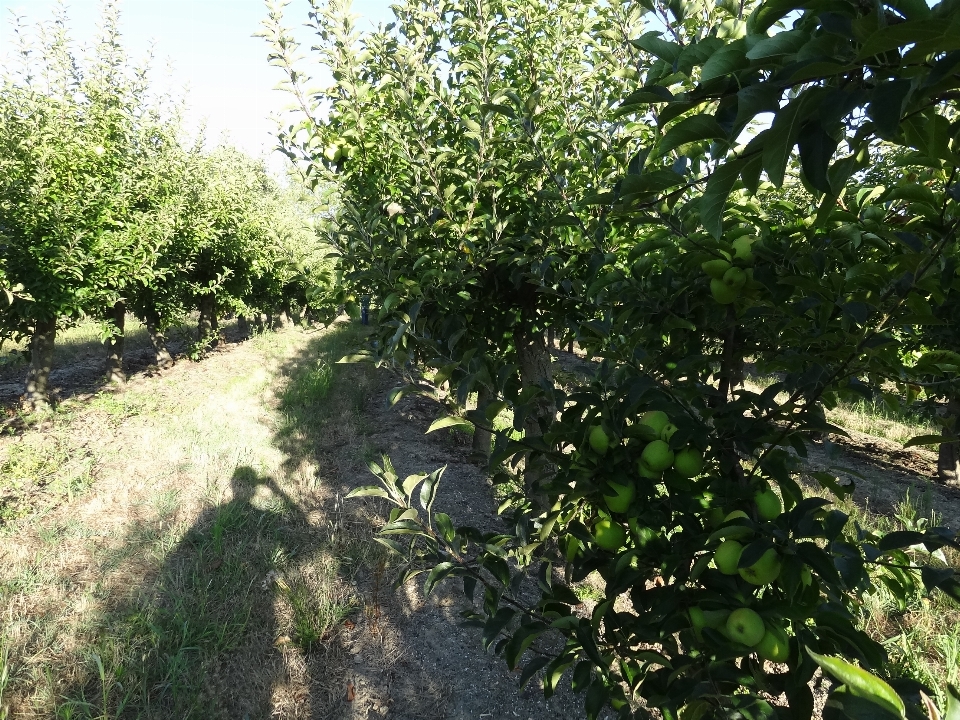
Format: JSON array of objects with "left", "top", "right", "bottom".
[{"left": 275, "top": 566, "right": 355, "bottom": 650}]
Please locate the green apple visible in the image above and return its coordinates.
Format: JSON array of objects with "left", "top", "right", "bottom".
[
  {"left": 701, "top": 258, "right": 732, "bottom": 279},
  {"left": 713, "top": 510, "right": 753, "bottom": 540},
  {"left": 710, "top": 278, "right": 740, "bottom": 304},
  {"left": 660, "top": 423, "right": 678, "bottom": 441},
  {"left": 706, "top": 507, "right": 725, "bottom": 528},
  {"left": 726, "top": 608, "right": 765, "bottom": 647},
  {"left": 739, "top": 548, "right": 782, "bottom": 585},
  {"left": 641, "top": 440, "right": 675, "bottom": 472},
  {"left": 703, "top": 608, "right": 731, "bottom": 630},
  {"left": 755, "top": 623, "right": 790, "bottom": 663},
  {"left": 731, "top": 236, "right": 756, "bottom": 264},
  {"left": 713, "top": 539, "right": 743, "bottom": 574},
  {"left": 689, "top": 607, "right": 707, "bottom": 640},
  {"left": 638, "top": 410, "right": 670, "bottom": 438},
  {"left": 592, "top": 519, "right": 626, "bottom": 551},
  {"left": 589, "top": 426, "right": 610, "bottom": 455},
  {"left": 324, "top": 144, "right": 341, "bottom": 162},
  {"left": 722, "top": 266, "right": 747, "bottom": 289},
  {"left": 637, "top": 459, "right": 661, "bottom": 479},
  {"left": 673, "top": 447, "right": 703, "bottom": 478},
  {"left": 754, "top": 487, "right": 782, "bottom": 520},
  {"left": 604, "top": 480, "right": 635, "bottom": 513}
]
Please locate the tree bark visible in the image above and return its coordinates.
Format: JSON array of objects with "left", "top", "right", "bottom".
[
  {"left": 939, "top": 398, "right": 960, "bottom": 487},
  {"left": 237, "top": 314, "right": 250, "bottom": 338},
  {"left": 547, "top": 327, "right": 555, "bottom": 349},
  {"left": 516, "top": 319, "right": 556, "bottom": 509},
  {"left": 24, "top": 317, "right": 56, "bottom": 410},
  {"left": 105, "top": 301, "right": 126, "bottom": 383},
  {"left": 145, "top": 312, "right": 174, "bottom": 369},
  {"left": 198, "top": 295, "right": 219, "bottom": 347},
  {"left": 471, "top": 384, "right": 494, "bottom": 461}
]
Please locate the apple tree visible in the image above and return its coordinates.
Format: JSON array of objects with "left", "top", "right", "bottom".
[{"left": 271, "top": 0, "right": 960, "bottom": 716}]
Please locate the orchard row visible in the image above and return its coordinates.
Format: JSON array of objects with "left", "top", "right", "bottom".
[
  {"left": 266, "top": 0, "right": 960, "bottom": 718},
  {"left": 0, "top": 4, "right": 340, "bottom": 408}
]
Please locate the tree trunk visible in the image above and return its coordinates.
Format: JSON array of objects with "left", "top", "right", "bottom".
[
  {"left": 145, "top": 312, "right": 174, "bottom": 369},
  {"left": 237, "top": 314, "right": 250, "bottom": 338},
  {"left": 198, "top": 295, "right": 219, "bottom": 347},
  {"left": 939, "top": 398, "right": 960, "bottom": 487},
  {"left": 547, "top": 327, "right": 555, "bottom": 349},
  {"left": 105, "top": 301, "right": 126, "bottom": 384},
  {"left": 24, "top": 317, "right": 56, "bottom": 410},
  {"left": 516, "top": 319, "right": 556, "bottom": 509},
  {"left": 471, "top": 384, "right": 494, "bottom": 461}
]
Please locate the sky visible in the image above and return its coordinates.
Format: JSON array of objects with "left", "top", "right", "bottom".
[{"left": 0, "top": 0, "right": 394, "bottom": 171}]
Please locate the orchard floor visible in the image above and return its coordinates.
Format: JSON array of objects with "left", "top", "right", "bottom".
[
  {"left": 1, "top": 322, "right": 958, "bottom": 719},
  {"left": 0, "top": 321, "right": 594, "bottom": 719}
]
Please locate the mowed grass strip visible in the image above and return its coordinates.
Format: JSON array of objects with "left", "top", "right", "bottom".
[{"left": 0, "top": 322, "right": 380, "bottom": 719}]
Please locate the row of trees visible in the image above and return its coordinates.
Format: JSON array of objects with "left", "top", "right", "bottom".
[
  {"left": 265, "top": 0, "right": 960, "bottom": 717},
  {"left": 0, "top": 4, "right": 339, "bottom": 409}
]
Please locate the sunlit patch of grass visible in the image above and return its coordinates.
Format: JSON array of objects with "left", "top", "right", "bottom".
[{"left": 832, "top": 485, "right": 960, "bottom": 704}]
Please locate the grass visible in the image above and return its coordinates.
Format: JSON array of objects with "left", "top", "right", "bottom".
[
  {"left": 825, "top": 485, "right": 960, "bottom": 702},
  {"left": 0, "top": 321, "right": 385, "bottom": 718}
]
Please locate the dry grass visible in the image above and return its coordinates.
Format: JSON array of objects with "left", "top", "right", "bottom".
[{"left": 0, "top": 322, "right": 383, "bottom": 719}]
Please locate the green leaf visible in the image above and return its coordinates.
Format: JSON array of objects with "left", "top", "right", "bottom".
[
  {"left": 798, "top": 121, "right": 840, "bottom": 194},
  {"left": 745, "top": 29, "right": 808, "bottom": 59},
  {"left": 654, "top": 115, "right": 728, "bottom": 159},
  {"left": 345, "top": 485, "right": 392, "bottom": 500},
  {"left": 426, "top": 415, "right": 473, "bottom": 433},
  {"left": 945, "top": 684, "right": 960, "bottom": 720},
  {"left": 632, "top": 31, "right": 683, "bottom": 64},
  {"left": 518, "top": 656, "right": 551, "bottom": 689},
  {"left": 419, "top": 466, "right": 445, "bottom": 512},
  {"left": 857, "top": 18, "right": 959, "bottom": 61},
  {"left": 701, "top": 156, "right": 745, "bottom": 239},
  {"left": 699, "top": 40, "right": 748, "bottom": 83},
  {"left": 903, "top": 434, "right": 951, "bottom": 448},
  {"left": 806, "top": 650, "right": 905, "bottom": 718},
  {"left": 868, "top": 80, "right": 913, "bottom": 139},
  {"left": 424, "top": 561, "right": 456, "bottom": 594},
  {"left": 762, "top": 88, "right": 824, "bottom": 187}
]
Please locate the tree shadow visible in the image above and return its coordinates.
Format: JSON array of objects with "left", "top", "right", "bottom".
[
  {"left": 53, "top": 465, "right": 357, "bottom": 719},
  {"left": 0, "top": 318, "right": 250, "bottom": 412}
]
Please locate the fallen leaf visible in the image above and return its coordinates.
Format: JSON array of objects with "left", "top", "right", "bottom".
[
  {"left": 346, "top": 682, "right": 356, "bottom": 702},
  {"left": 344, "top": 620, "right": 355, "bottom": 630},
  {"left": 274, "top": 635, "right": 293, "bottom": 647}
]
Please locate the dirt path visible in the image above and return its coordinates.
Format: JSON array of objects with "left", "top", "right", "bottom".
[{"left": 0, "top": 322, "right": 589, "bottom": 720}]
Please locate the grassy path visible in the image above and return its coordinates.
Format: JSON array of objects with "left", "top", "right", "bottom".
[
  {"left": 1, "top": 324, "right": 590, "bottom": 720},
  {"left": 1, "top": 325, "right": 369, "bottom": 718}
]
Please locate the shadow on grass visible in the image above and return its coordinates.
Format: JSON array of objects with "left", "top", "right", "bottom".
[
  {"left": 52, "top": 463, "right": 357, "bottom": 720},
  {"left": 0, "top": 318, "right": 246, "bottom": 411}
]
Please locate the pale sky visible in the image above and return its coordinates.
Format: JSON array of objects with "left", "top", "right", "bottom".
[{"left": 0, "top": 0, "right": 394, "bottom": 171}]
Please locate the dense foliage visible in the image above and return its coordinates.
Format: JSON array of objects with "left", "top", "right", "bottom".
[
  {"left": 263, "top": 0, "right": 960, "bottom": 717},
  {"left": 0, "top": 3, "right": 338, "bottom": 406}
]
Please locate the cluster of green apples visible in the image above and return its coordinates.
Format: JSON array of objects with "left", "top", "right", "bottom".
[
  {"left": 633, "top": 410, "right": 703, "bottom": 480},
  {"left": 322, "top": 138, "right": 355, "bottom": 164},
  {"left": 701, "top": 231, "right": 758, "bottom": 305},
  {"left": 587, "top": 410, "right": 705, "bottom": 551},
  {"left": 688, "top": 605, "right": 790, "bottom": 663}
]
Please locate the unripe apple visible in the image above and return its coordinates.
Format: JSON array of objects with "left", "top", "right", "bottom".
[
  {"left": 660, "top": 423, "right": 678, "bottom": 441},
  {"left": 701, "top": 258, "right": 731, "bottom": 279},
  {"left": 731, "top": 236, "right": 756, "bottom": 264},
  {"left": 589, "top": 426, "right": 610, "bottom": 455},
  {"left": 324, "top": 144, "right": 341, "bottom": 162},
  {"left": 710, "top": 278, "right": 740, "bottom": 304},
  {"left": 637, "top": 459, "right": 661, "bottom": 479},
  {"left": 592, "top": 519, "right": 626, "bottom": 551},
  {"left": 755, "top": 623, "right": 790, "bottom": 663},
  {"left": 673, "top": 447, "right": 703, "bottom": 478},
  {"left": 641, "top": 440, "right": 675, "bottom": 472},
  {"left": 638, "top": 410, "right": 669, "bottom": 438},
  {"left": 726, "top": 608, "right": 765, "bottom": 647},
  {"left": 604, "top": 480, "right": 635, "bottom": 514},
  {"left": 739, "top": 548, "right": 782, "bottom": 585},
  {"left": 754, "top": 487, "right": 782, "bottom": 520},
  {"left": 722, "top": 266, "right": 747, "bottom": 289},
  {"left": 713, "top": 539, "right": 743, "bottom": 574}
]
